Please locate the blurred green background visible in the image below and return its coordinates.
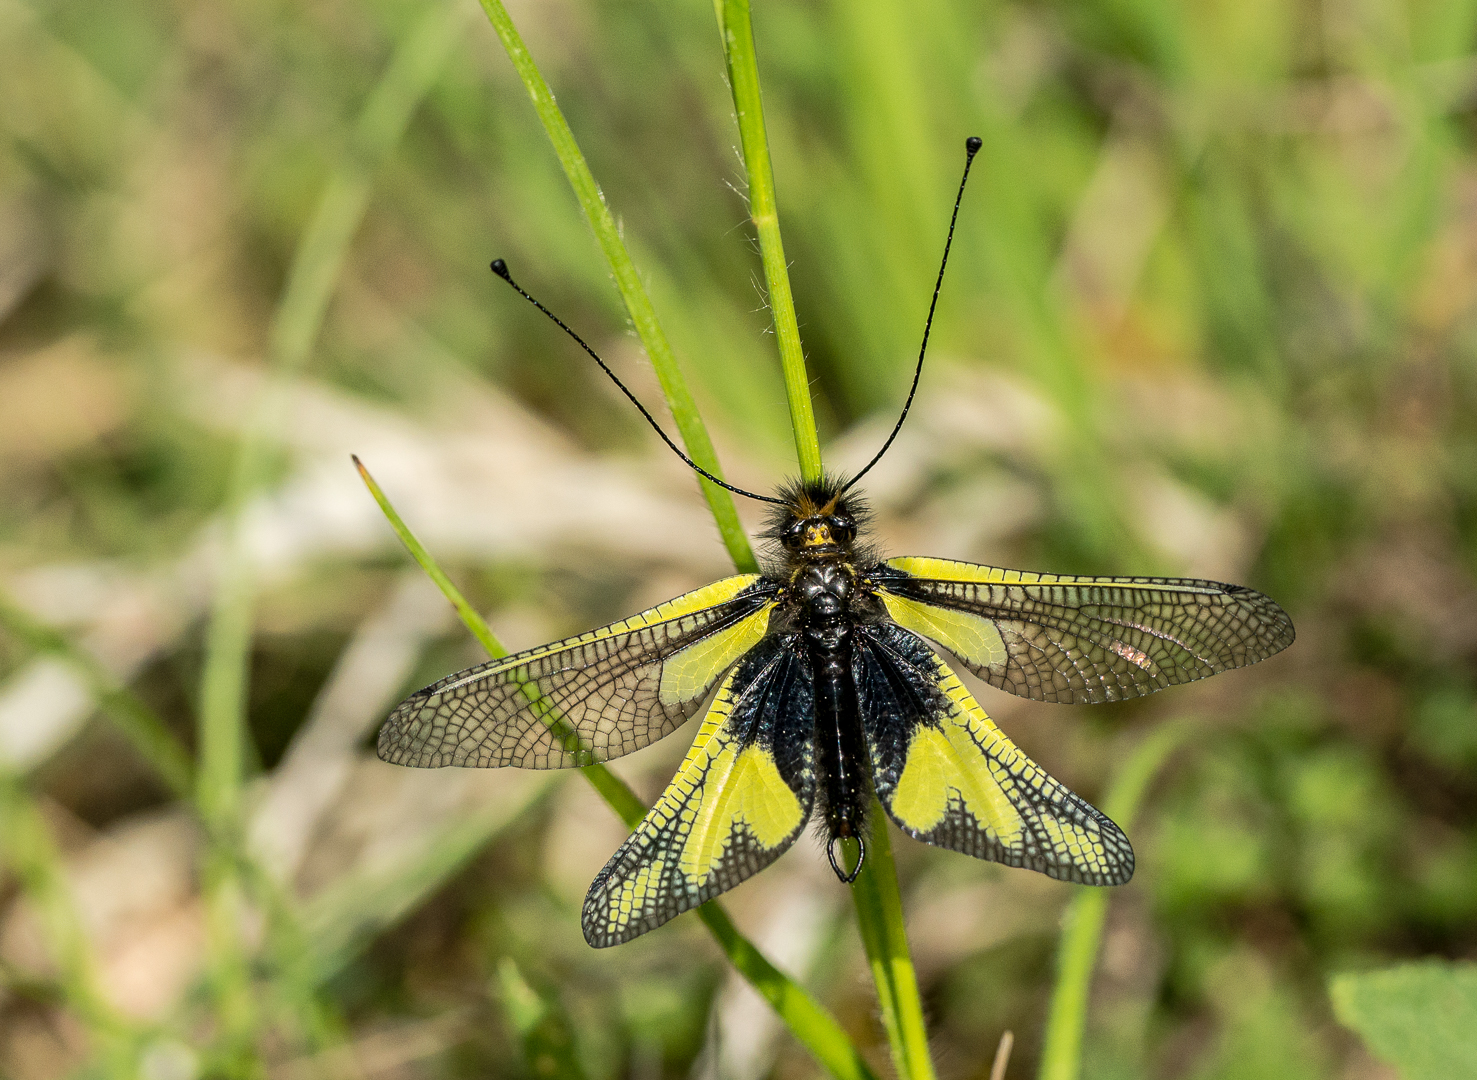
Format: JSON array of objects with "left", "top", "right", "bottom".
[{"left": 1, "top": 0, "right": 1475, "bottom": 1077}]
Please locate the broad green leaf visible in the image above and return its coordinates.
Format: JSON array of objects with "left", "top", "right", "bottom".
[{"left": 1330, "top": 961, "right": 1477, "bottom": 1080}]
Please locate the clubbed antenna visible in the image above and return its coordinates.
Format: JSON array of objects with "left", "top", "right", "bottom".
[
  {"left": 843, "top": 136, "right": 983, "bottom": 493},
  {"left": 490, "top": 259, "right": 784, "bottom": 506}
]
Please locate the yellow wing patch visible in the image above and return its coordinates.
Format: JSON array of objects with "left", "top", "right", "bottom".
[
  {"left": 678, "top": 742, "right": 801, "bottom": 882},
  {"left": 890, "top": 723, "right": 1022, "bottom": 845},
  {"left": 659, "top": 603, "right": 774, "bottom": 707},
  {"left": 582, "top": 640, "right": 814, "bottom": 948},
  {"left": 881, "top": 592, "right": 1007, "bottom": 672},
  {"left": 861, "top": 624, "right": 1134, "bottom": 887}
]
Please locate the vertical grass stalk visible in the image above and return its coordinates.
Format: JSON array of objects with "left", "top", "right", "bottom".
[
  {"left": 713, "top": 3, "right": 934, "bottom": 1076},
  {"left": 477, "top": 0, "right": 758, "bottom": 573},
  {"left": 354, "top": 459, "right": 875, "bottom": 1080},
  {"left": 1037, "top": 719, "right": 1196, "bottom": 1080},
  {"left": 715, "top": 0, "right": 822, "bottom": 483},
  {"left": 469, "top": 0, "right": 922, "bottom": 1071},
  {"left": 849, "top": 808, "right": 936, "bottom": 1080}
]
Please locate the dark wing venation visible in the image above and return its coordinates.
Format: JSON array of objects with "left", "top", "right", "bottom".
[
  {"left": 877, "top": 560, "right": 1294, "bottom": 704},
  {"left": 857, "top": 622, "right": 1133, "bottom": 886},
  {"left": 581, "top": 636, "right": 816, "bottom": 947},
  {"left": 378, "top": 578, "right": 781, "bottom": 769}
]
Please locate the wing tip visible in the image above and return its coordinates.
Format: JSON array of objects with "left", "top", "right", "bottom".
[
  {"left": 579, "top": 877, "right": 682, "bottom": 949},
  {"left": 375, "top": 724, "right": 406, "bottom": 765},
  {"left": 581, "top": 921, "right": 624, "bottom": 949},
  {"left": 1099, "top": 839, "right": 1136, "bottom": 887},
  {"left": 375, "top": 692, "right": 430, "bottom": 765}
]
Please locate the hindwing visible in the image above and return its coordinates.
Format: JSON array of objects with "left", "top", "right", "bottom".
[
  {"left": 379, "top": 575, "right": 779, "bottom": 769},
  {"left": 581, "top": 635, "right": 815, "bottom": 947},
  {"left": 857, "top": 622, "right": 1133, "bottom": 886},
  {"left": 875, "top": 557, "right": 1294, "bottom": 704}
]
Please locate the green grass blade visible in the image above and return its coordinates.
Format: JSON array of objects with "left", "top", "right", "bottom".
[
  {"left": 716, "top": 3, "right": 931, "bottom": 1063},
  {"left": 713, "top": 4, "right": 932, "bottom": 1074},
  {"left": 1037, "top": 719, "right": 1197, "bottom": 1080},
  {"left": 353, "top": 455, "right": 507, "bottom": 661},
  {"left": 0, "top": 590, "right": 194, "bottom": 798},
  {"left": 848, "top": 810, "right": 936, "bottom": 1080},
  {"left": 476, "top": 0, "right": 758, "bottom": 573},
  {"left": 715, "top": 0, "right": 822, "bottom": 484},
  {"left": 697, "top": 903, "right": 879, "bottom": 1080},
  {"left": 354, "top": 460, "right": 872, "bottom": 1080}
]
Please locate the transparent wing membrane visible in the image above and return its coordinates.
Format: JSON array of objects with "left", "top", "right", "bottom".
[
  {"left": 378, "top": 576, "right": 779, "bottom": 768},
  {"left": 877, "top": 557, "right": 1294, "bottom": 705}
]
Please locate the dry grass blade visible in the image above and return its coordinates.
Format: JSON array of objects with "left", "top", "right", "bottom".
[{"left": 991, "top": 1030, "right": 1014, "bottom": 1080}]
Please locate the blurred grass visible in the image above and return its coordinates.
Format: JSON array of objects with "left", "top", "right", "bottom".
[
  {"left": 1039, "top": 718, "right": 1197, "bottom": 1080},
  {"left": 1, "top": 0, "right": 1477, "bottom": 1077}
]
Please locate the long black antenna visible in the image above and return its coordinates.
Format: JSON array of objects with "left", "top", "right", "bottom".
[
  {"left": 842, "top": 136, "right": 983, "bottom": 494},
  {"left": 490, "top": 259, "right": 785, "bottom": 506}
]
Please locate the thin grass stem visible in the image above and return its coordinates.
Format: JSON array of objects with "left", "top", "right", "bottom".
[
  {"left": 697, "top": 904, "right": 878, "bottom": 1080},
  {"left": 354, "top": 459, "right": 875, "bottom": 1080},
  {"left": 1037, "top": 719, "right": 1197, "bottom": 1080},
  {"left": 849, "top": 809, "right": 937, "bottom": 1080},
  {"left": 712, "top": 3, "right": 934, "bottom": 1074},
  {"left": 715, "top": 0, "right": 822, "bottom": 484},
  {"left": 990, "top": 1031, "right": 1015, "bottom": 1080},
  {"left": 477, "top": 0, "right": 759, "bottom": 572}
]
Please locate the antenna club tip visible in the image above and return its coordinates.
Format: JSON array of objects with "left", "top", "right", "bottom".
[
  {"left": 490, "top": 258, "right": 511, "bottom": 280},
  {"left": 965, "top": 135, "right": 982, "bottom": 155}
]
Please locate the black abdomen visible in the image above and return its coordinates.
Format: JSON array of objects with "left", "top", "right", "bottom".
[{"left": 796, "top": 563, "right": 870, "bottom": 882}]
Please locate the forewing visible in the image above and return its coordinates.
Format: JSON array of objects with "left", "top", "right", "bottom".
[
  {"left": 378, "top": 575, "right": 780, "bottom": 769},
  {"left": 858, "top": 622, "right": 1133, "bottom": 886},
  {"left": 582, "top": 635, "right": 815, "bottom": 947},
  {"left": 875, "top": 556, "right": 1294, "bottom": 704}
]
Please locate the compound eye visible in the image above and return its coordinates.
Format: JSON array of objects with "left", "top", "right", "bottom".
[
  {"left": 830, "top": 515, "right": 855, "bottom": 543},
  {"left": 783, "top": 521, "right": 806, "bottom": 550}
]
